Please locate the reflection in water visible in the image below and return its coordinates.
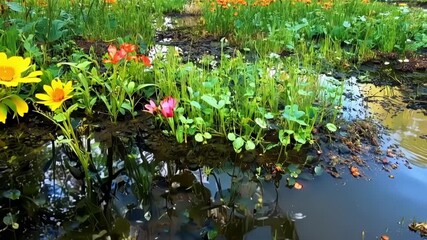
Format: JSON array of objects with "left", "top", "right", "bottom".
[{"left": 361, "top": 84, "right": 427, "bottom": 167}]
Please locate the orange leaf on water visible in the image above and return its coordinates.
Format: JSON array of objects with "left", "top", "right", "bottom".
[
  {"left": 350, "top": 166, "right": 360, "bottom": 177},
  {"left": 294, "top": 182, "right": 303, "bottom": 190}
]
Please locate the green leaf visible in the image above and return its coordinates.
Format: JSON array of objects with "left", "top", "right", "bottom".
[
  {"left": 179, "top": 115, "right": 187, "bottom": 124},
  {"left": 121, "top": 102, "right": 132, "bottom": 111},
  {"left": 127, "top": 81, "right": 135, "bottom": 93},
  {"left": 264, "top": 112, "right": 274, "bottom": 119},
  {"left": 201, "top": 95, "right": 219, "bottom": 109},
  {"left": 227, "top": 132, "right": 236, "bottom": 141},
  {"left": 53, "top": 113, "right": 66, "bottom": 122},
  {"left": 245, "top": 140, "right": 256, "bottom": 150},
  {"left": 89, "top": 97, "right": 97, "bottom": 107},
  {"left": 279, "top": 130, "right": 291, "bottom": 146},
  {"left": 294, "top": 133, "right": 307, "bottom": 144},
  {"left": 255, "top": 118, "right": 267, "bottom": 129},
  {"left": 188, "top": 127, "right": 196, "bottom": 135},
  {"left": 203, "top": 132, "right": 212, "bottom": 139},
  {"left": 176, "top": 126, "right": 184, "bottom": 143},
  {"left": 190, "top": 101, "right": 201, "bottom": 109},
  {"left": 2, "top": 189, "right": 21, "bottom": 200},
  {"left": 233, "top": 137, "right": 245, "bottom": 152},
  {"left": 288, "top": 164, "right": 300, "bottom": 172},
  {"left": 326, "top": 123, "right": 337, "bottom": 132},
  {"left": 5, "top": 2, "right": 24, "bottom": 13},
  {"left": 343, "top": 21, "right": 351, "bottom": 28},
  {"left": 3, "top": 213, "right": 16, "bottom": 226},
  {"left": 195, "top": 133, "right": 204, "bottom": 142},
  {"left": 207, "top": 229, "right": 218, "bottom": 239},
  {"left": 287, "top": 177, "right": 296, "bottom": 186}
]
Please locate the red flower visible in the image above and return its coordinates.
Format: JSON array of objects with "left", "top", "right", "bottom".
[
  {"left": 144, "top": 100, "right": 158, "bottom": 114},
  {"left": 160, "top": 96, "right": 177, "bottom": 118},
  {"left": 104, "top": 45, "right": 126, "bottom": 64},
  {"left": 120, "top": 43, "right": 136, "bottom": 53}
]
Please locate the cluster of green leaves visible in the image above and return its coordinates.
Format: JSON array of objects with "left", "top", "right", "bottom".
[
  {"left": 151, "top": 47, "right": 342, "bottom": 154},
  {"left": 203, "top": 0, "right": 427, "bottom": 62},
  {"left": 57, "top": 49, "right": 154, "bottom": 122}
]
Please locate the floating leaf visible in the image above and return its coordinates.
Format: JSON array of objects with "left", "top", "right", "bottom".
[{"left": 314, "top": 165, "right": 323, "bottom": 176}]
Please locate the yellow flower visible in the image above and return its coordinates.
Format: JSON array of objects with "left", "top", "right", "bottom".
[
  {"left": 36, "top": 79, "right": 73, "bottom": 111},
  {"left": 0, "top": 52, "right": 42, "bottom": 87},
  {"left": 0, "top": 95, "right": 29, "bottom": 124}
]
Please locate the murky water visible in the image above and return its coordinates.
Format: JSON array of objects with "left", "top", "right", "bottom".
[{"left": 362, "top": 84, "right": 427, "bottom": 167}]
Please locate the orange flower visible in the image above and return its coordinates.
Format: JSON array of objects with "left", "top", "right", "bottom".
[
  {"left": 137, "top": 55, "right": 151, "bottom": 67},
  {"left": 322, "top": 1, "right": 333, "bottom": 9},
  {"left": 120, "top": 43, "right": 136, "bottom": 53},
  {"left": 104, "top": 45, "right": 126, "bottom": 64},
  {"left": 105, "top": 0, "right": 116, "bottom": 3}
]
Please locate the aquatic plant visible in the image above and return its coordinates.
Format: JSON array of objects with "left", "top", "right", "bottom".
[
  {"left": 203, "top": 0, "right": 427, "bottom": 61},
  {"left": 100, "top": 42, "right": 153, "bottom": 122},
  {"left": 150, "top": 47, "right": 340, "bottom": 154}
]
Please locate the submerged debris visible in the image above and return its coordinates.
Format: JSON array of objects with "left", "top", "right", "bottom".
[{"left": 409, "top": 221, "right": 427, "bottom": 237}]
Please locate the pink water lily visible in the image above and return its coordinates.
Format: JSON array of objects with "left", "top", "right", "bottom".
[
  {"left": 144, "top": 100, "right": 158, "bottom": 114},
  {"left": 160, "top": 96, "right": 177, "bottom": 118}
]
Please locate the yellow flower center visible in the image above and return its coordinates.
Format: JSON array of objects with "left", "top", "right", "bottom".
[
  {"left": 0, "top": 66, "right": 15, "bottom": 81},
  {"left": 52, "top": 88, "right": 65, "bottom": 102}
]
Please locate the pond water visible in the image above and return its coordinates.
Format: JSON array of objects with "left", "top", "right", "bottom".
[{"left": 1, "top": 76, "right": 426, "bottom": 239}]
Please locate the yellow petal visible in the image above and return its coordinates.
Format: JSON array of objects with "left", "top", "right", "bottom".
[
  {"left": 0, "top": 103, "right": 7, "bottom": 123},
  {"left": 9, "top": 56, "right": 30, "bottom": 75},
  {"left": 14, "top": 77, "right": 42, "bottom": 84},
  {"left": 63, "top": 81, "right": 73, "bottom": 95},
  {"left": 43, "top": 84, "right": 53, "bottom": 96},
  {"left": 27, "top": 70, "right": 43, "bottom": 78},
  {"left": 0, "top": 80, "right": 19, "bottom": 87},
  {"left": 35, "top": 93, "right": 51, "bottom": 101},
  {"left": 9, "top": 95, "right": 28, "bottom": 117},
  {"left": 0, "top": 52, "right": 7, "bottom": 62},
  {"left": 49, "top": 101, "right": 63, "bottom": 111},
  {"left": 51, "top": 79, "right": 63, "bottom": 90}
]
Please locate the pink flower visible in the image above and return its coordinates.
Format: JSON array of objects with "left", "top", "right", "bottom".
[
  {"left": 144, "top": 100, "right": 158, "bottom": 114},
  {"left": 160, "top": 96, "right": 177, "bottom": 118}
]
